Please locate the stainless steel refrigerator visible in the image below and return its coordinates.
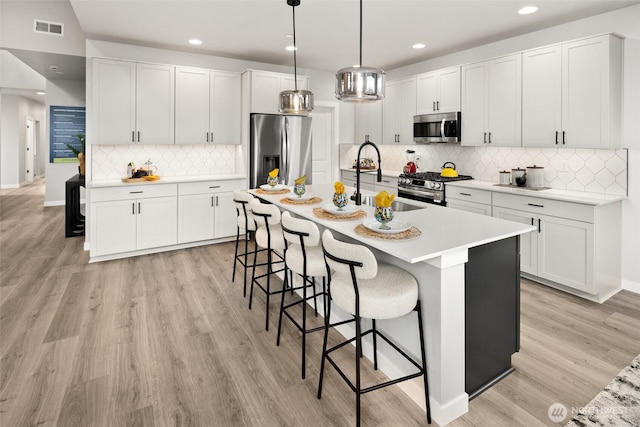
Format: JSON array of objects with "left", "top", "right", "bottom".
[{"left": 250, "top": 113, "right": 313, "bottom": 189}]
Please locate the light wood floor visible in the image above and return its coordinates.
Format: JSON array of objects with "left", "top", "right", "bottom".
[{"left": 1, "top": 178, "right": 639, "bottom": 427}]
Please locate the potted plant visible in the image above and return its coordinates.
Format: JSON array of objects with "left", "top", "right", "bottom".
[{"left": 66, "top": 133, "right": 86, "bottom": 176}]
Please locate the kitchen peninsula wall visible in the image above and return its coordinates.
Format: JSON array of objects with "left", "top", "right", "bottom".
[{"left": 340, "top": 144, "right": 628, "bottom": 196}]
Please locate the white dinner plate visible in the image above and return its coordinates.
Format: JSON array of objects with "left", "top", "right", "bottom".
[
  {"left": 286, "top": 193, "right": 314, "bottom": 201},
  {"left": 259, "top": 184, "right": 287, "bottom": 191},
  {"left": 322, "top": 204, "right": 358, "bottom": 215},
  {"left": 362, "top": 218, "right": 411, "bottom": 234}
]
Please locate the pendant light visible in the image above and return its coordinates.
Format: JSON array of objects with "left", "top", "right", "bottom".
[
  {"left": 279, "top": 0, "right": 314, "bottom": 115},
  {"left": 335, "top": 0, "right": 385, "bottom": 101}
]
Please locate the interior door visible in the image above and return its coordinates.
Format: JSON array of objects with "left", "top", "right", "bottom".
[{"left": 310, "top": 106, "right": 333, "bottom": 185}]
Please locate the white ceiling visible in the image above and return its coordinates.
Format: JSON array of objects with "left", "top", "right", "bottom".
[{"left": 69, "top": 0, "right": 640, "bottom": 73}]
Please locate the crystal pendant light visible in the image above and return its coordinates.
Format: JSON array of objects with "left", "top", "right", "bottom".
[
  {"left": 279, "top": 0, "right": 314, "bottom": 115},
  {"left": 335, "top": 0, "right": 385, "bottom": 101}
]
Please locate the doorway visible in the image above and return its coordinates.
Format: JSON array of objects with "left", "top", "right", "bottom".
[
  {"left": 26, "top": 118, "right": 35, "bottom": 182},
  {"left": 309, "top": 101, "right": 339, "bottom": 185}
]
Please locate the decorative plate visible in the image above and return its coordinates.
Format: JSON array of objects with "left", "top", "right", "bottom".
[
  {"left": 259, "top": 184, "right": 287, "bottom": 191},
  {"left": 286, "top": 193, "right": 314, "bottom": 201},
  {"left": 322, "top": 204, "right": 359, "bottom": 216},
  {"left": 362, "top": 218, "right": 411, "bottom": 234}
]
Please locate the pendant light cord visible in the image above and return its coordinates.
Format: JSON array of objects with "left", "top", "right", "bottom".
[
  {"left": 292, "top": 4, "right": 298, "bottom": 91},
  {"left": 359, "top": 0, "right": 362, "bottom": 67}
]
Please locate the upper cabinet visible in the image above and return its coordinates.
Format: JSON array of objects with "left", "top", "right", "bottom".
[
  {"left": 93, "top": 58, "right": 175, "bottom": 145},
  {"left": 243, "top": 70, "right": 310, "bottom": 114},
  {"left": 383, "top": 77, "right": 417, "bottom": 144},
  {"left": 416, "top": 66, "right": 461, "bottom": 114},
  {"left": 175, "top": 67, "right": 241, "bottom": 145},
  {"left": 461, "top": 54, "right": 522, "bottom": 147},
  {"left": 354, "top": 102, "right": 383, "bottom": 145},
  {"left": 522, "top": 34, "right": 623, "bottom": 149}
]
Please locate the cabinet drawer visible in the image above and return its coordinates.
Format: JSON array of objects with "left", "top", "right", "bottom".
[
  {"left": 377, "top": 176, "right": 398, "bottom": 188},
  {"left": 341, "top": 171, "right": 375, "bottom": 184},
  {"left": 178, "top": 179, "right": 246, "bottom": 195},
  {"left": 447, "top": 187, "right": 492, "bottom": 204},
  {"left": 91, "top": 184, "right": 177, "bottom": 202},
  {"left": 493, "top": 192, "right": 593, "bottom": 223}
]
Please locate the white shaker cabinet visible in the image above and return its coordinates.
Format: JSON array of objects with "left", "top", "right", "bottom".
[
  {"left": 90, "top": 184, "right": 178, "bottom": 257},
  {"left": 177, "top": 180, "right": 244, "bottom": 243},
  {"left": 354, "top": 102, "right": 383, "bottom": 145},
  {"left": 416, "top": 66, "right": 461, "bottom": 114},
  {"left": 447, "top": 187, "right": 492, "bottom": 216},
  {"left": 383, "top": 77, "right": 416, "bottom": 144},
  {"left": 522, "top": 34, "right": 623, "bottom": 149},
  {"left": 492, "top": 192, "right": 620, "bottom": 300},
  {"left": 93, "top": 59, "right": 175, "bottom": 145},
  {"left": 243, "top": 70, "right": 310, "bottom": 115},
  {"left": 175, "top": 67, "right": 241, "bottom": 144},
  {"left": 461, "top": 54, "right": 521, "bottom": 147}
]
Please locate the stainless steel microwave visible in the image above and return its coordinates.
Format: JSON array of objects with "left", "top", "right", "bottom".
[{"left": 413, "top": 112, "right": 461, "bottom": 143}]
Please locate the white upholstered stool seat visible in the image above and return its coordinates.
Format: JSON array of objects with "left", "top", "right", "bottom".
[
  {"left": 318, "top": 230, "right": 431, "bottom": 427},
  {"left": 232, "top": 190, "right": 257, "bottom": 297},
  {"left": 277, "top": 211, "right": 329, "bottom": 379},
  {"left": 249, "top": 198, "right": 286, "bottom": 331}
]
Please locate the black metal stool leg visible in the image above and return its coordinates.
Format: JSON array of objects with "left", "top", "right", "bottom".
[
  {"left": 317, "top": 296, "right": 331, "bottom": 399},
  {"left": 372, "top": 319, "right": 378, "bottom": 370},
  {"left": 232, "top": 226, "right": 240, "bottom": 282},
  {"left": 416, "top": 300, "right": 432, "bottom": 424},
  {"left": 276, "top": 267, "right": 288, "bottom": 346}
]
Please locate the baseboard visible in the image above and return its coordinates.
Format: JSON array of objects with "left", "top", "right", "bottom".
[{"left": 622, "top": 278, "right": 640, "bottom": 294}]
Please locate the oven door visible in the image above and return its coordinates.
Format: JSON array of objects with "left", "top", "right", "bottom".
[{"left": 398, "top": 186, "right": 445, "bottom": 206}]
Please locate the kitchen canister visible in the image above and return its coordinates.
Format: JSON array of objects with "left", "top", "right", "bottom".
[
  {"left": 499, "top": 170, "right": 511, "bottom": 185},
  {"left": 511, "top": 168, "right": 526, "bottom": 186},
  {"left": 526, "top": 165, "right": 545, "bottom": 188}
]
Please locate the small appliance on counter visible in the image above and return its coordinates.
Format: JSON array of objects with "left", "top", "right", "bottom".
[
  {"left": 403, "top": 150, "right": 417, "bottom": 173},
  {"left": 526, "top": 165, "right": 545, "bottom": 188}
]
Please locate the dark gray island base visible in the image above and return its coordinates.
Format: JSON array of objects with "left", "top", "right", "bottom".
[{"left": 466, "top": 236, "right": 520, "bottom": 399}]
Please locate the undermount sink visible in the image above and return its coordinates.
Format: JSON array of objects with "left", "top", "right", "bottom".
[{"left": 359, "top": 195, "right": 424, "bottom": 212}]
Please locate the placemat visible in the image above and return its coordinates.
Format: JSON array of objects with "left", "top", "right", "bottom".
[
  {"left": 255, "top": 188, "right": 290, "bottom": 195},
  {"left": 280, "top": 196, "right": 323, "bottom": 205},
  {"left": 313, "top": 207, "right": 367, "bottom": 221},
  {"left": 354, "top": 224, "right": 422, "bottom": 240}
]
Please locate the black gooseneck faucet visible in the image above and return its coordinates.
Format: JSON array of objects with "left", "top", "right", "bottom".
[{"left": 351, "top": 140, "right": 382, "bottom": 205}]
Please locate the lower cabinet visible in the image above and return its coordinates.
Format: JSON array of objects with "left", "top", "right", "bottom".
[
  {"left": 492, "top": 192, "right": 619, "bottom": 298},
  {"left": 447, "top": 187, "right": 492, "bottom": 215},
  {"left": 341, "top": 171, "right": 375, "bottom": 192},
  {"left": 90, "top": 184, "right": 178, "bottom": 257},
  {"left": 178, "top": 180, "right": 244, "bottom": 243}
]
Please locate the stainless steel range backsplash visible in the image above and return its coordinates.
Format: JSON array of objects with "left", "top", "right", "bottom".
[{"left": 340, "top": 145, "right": 628, "bottom": 196}]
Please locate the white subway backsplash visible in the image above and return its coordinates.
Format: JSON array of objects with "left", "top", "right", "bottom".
[
  {"left": 340, "top": 145, "right": 628, "bottom": 196},
  {"left": 91, "top": 144, "right": 238, "bottom": 180}
]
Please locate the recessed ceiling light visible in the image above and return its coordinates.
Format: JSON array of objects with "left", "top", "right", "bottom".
[
  {"left": 518, "top": 6, "right": 539, "bottom": 15},
  {"left": 412, "top": 43, "right": 426, "bottom": 49},
  {"left": 285, "top": 45, "right": 297, "bottom": 51},
  {"left": 49, "top": 65, "right": 58, "bottom": 70},
  {"left": 188, "top": 39, "right": 203, "bottom": 45},
  {"left": 36, "top": 91, "right": 45, "bottom": 95}
]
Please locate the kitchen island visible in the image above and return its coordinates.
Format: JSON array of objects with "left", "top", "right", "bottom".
[{"left": 251, "top": 184, "right": 534, "bottom": 425}]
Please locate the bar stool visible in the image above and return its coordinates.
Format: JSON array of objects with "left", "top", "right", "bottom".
[
  {"left": 318, "top": 230, "right": 431, "bottom": 426},
  {"left": 249, "top": 198, "right": 286, "bottom": 331},
  {"left": 277, "top": 211, "right": 328, "bottom": 379},
  {"left": 232, "top": 191, "right": 256, "bottom": 297}
]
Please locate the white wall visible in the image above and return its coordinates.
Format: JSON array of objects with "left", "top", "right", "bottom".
[
  {"left": 44, "top": 79, "right": 85, "bottom": 205},
  {"left": 387, "top": 4, "right": 640, "bottom": 291}
]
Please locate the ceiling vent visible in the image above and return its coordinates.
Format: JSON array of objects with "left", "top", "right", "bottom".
[{"left": 34, "top": 19, "right": 64, "bottom": 36}]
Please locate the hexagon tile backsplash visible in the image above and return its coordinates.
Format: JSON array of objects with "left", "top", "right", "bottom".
[
  {"left": 340, "top": 145, "right": 628, "bottom": 196},
  {"left": 91, "top": 144, "right": 238, "bottom": 180}
]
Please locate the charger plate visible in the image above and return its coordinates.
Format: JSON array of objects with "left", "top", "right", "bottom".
[
  {"left": 280, "top": 196, "right": 323, "bottom": 205},
  {"left": 313, "top": 207, "right": 366, "bottom": 221},
  {"left": 354, "top": 224, "right": 421, "bottom": 240}
]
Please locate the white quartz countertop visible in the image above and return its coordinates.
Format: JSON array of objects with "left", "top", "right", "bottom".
[
  {"left": 447, "top": 180, "right": 626, "bottom": 206},
  {"left": 251, "top": 184, "right": 534, "bottom": 264},
  {"left": 87, "top": 174, "right": 247, "bottom": 189}
]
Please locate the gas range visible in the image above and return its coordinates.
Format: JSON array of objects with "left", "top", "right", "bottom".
[{"left": 397, "top": 171, "right": 473, "bottom": 205}]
